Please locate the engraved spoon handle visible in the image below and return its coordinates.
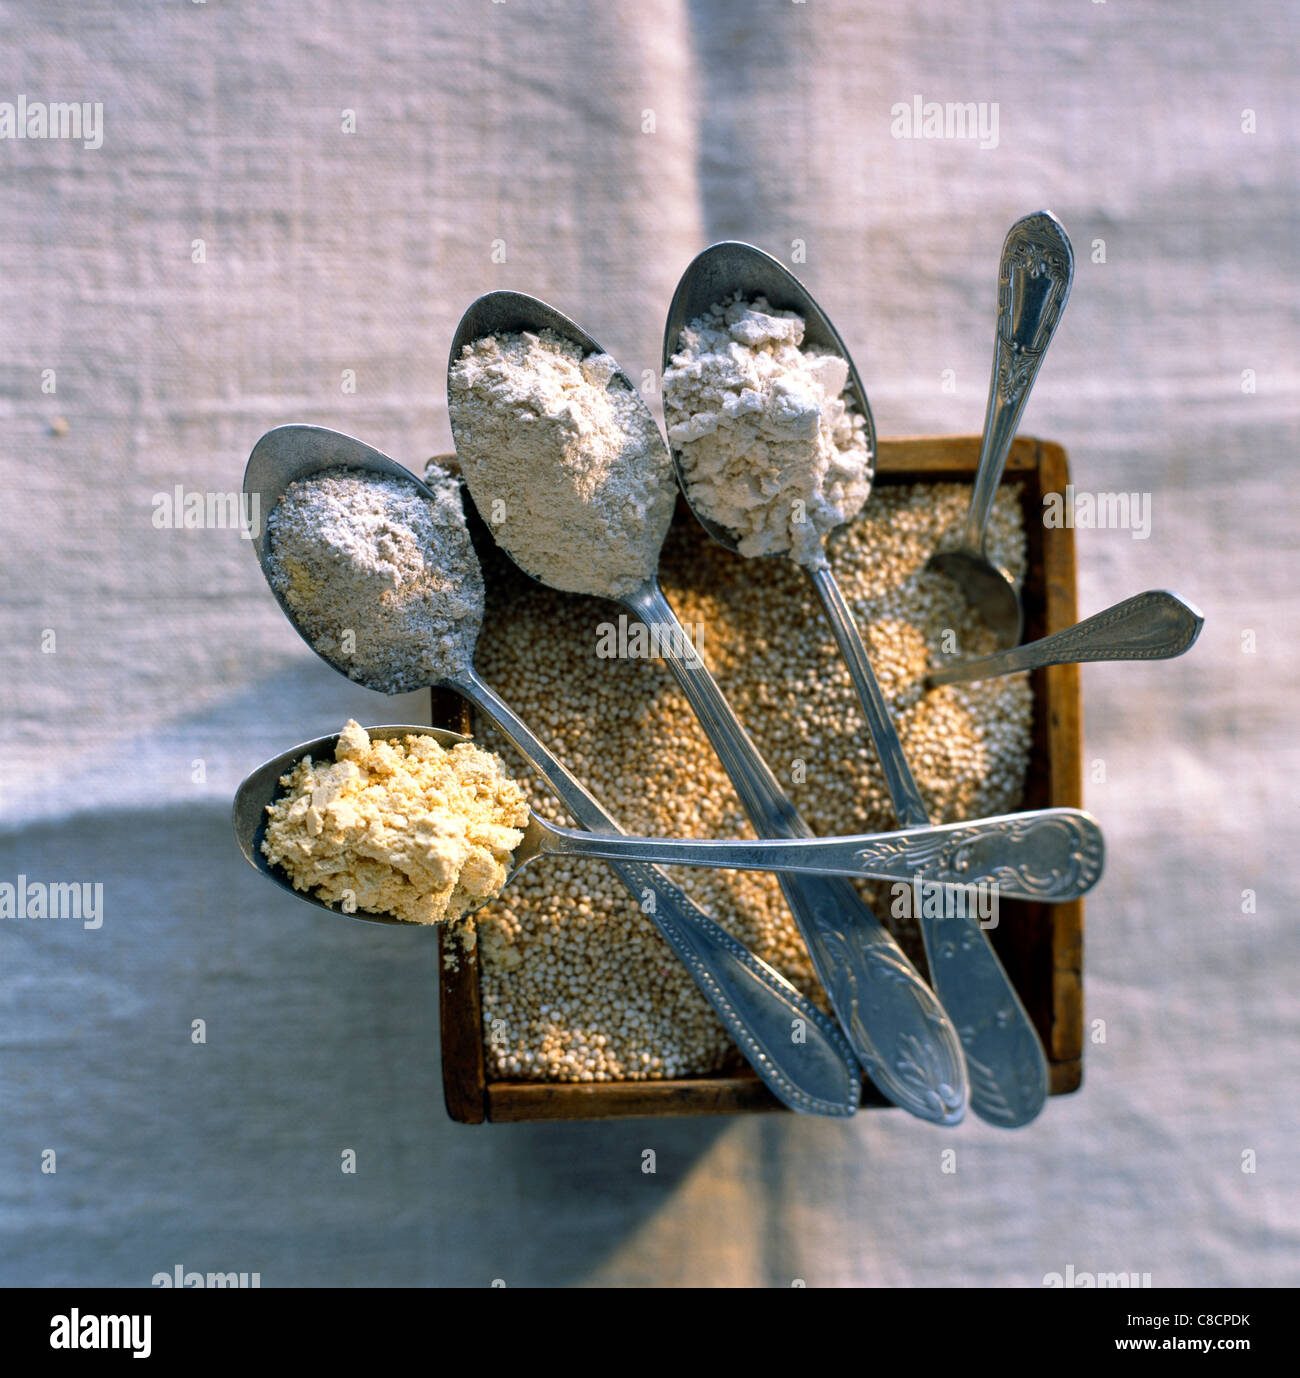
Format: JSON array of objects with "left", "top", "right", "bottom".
[
  {"left": 450, "top": 669, "right": 861, "bottom": 1116},
  {"left": 964, "top": 210, "right": 1074, "bottom": 555},
  {"left": 916, "top": 904, "right": 1051, "bottom": 1129},
  {"left": 803, "top": 558, "right": 1056, "bottom": 1125},
  {"left": 620, "top": 580, "right": 968, "bottom": 1125},
  {"left": 545, "top": 808, "right": 1104, "bottom": 903},
  {"left": 928, "top": 591, "right": 1205, "bottom": 686}
]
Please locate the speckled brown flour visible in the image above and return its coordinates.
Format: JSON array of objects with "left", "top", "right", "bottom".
[{"left": 265, "top": 468, "right": 482, "bottom": 694}]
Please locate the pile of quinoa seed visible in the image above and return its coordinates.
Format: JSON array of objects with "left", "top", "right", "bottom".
[{"left": 466, "top": 481, "right": 1033, "bottom": 1085}]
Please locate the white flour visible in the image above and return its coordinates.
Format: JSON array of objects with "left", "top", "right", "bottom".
[
  {"left": 448, "top": 330, "right": 676, "bottom": 598},
  {"left": 662, "top": 296, "right": 872, "bottom": 568}
]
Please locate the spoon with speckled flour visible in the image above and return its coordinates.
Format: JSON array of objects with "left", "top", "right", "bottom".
[
  {"left": 242, "top": 423, "right": 861, "bottom": 1117},
  {"left": 663, "top": 242, "right": 1054, "bottom": 1128},
  {"left": 449, "top": 292, "right": 971, "bottom": 1126}
]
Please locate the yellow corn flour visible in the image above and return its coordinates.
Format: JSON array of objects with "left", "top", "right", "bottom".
[{"left": 262, "top": 720, "right": 529, "bottom": 925}]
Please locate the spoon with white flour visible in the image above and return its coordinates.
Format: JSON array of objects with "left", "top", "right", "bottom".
[
  {"left": 662, "top": 242, "right": 1053, "bottom": 1127},
  {"left": 242, "top": 424, "right": 861, "bottom": 1117},
  {"left": 448, "top": 292, "right": 970, "bottom": 1125}
]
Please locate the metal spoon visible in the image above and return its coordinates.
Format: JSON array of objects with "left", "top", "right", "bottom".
[
  {"left": 927, "top": 211, "right": 1075, "bottom": 649},
  {"left": 663, "top": 243, "right": 1057, "bottom": 1127},
  {"left": 928, "top": 590, "right": 1204, "bottom": 687},
  {"left": 449, "top": 292, "right": 970, "bottom": 1125},
  {"left": 242, "top": 426, "right": 860, "bottom": 1117},
  {"left": 234, "top": 728, "right": 1104, "bottom": 904}
]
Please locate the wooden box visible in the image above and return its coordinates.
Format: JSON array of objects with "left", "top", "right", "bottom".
[{"left": 436, "top": 435, "right": 1083, "bottom": 1122}]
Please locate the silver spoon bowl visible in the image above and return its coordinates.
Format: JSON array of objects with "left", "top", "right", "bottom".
[
  {"left": 661, "top": 239, "right": 877, "bottom": 555},
  {"left": 244, "top": 424, "right": 442, "bottom": 693},
  {"left": 451, "top": 289, "right": 605, "bottom": 366},
  {"left": 234, "top": 724, "right": 467, "bottom": 928},
  {"left": 926, "top": 547, "right": 1024, "bottom": 650}
]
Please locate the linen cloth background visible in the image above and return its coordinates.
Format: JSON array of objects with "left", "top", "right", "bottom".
[{"left": 0, "top": 0, "right": 1295, "bottom": 1287}]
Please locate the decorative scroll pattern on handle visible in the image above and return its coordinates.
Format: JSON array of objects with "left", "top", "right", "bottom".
[
  {"left": 952, "top": 210, "right": 1074, "bottom": 567},
  {"left": 994, "top": 212, "right": 1074, "bottom": 406},
  {"left": 611, "top": 860, "right": 861, "bottom": 1117},
  {"left": 852, "top": 811, "right": 1104, "bottom": 902},
  {"left": 807, "top": 899, "right": 967, "bottom": 1124},
  {"left": 964, "top": 1035, "right": 1049, "bottom": 1128}
]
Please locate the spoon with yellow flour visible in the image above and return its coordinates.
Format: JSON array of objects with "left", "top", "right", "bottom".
[{"left": 234, "top": 722, "right": 1103, "bottom": 920}]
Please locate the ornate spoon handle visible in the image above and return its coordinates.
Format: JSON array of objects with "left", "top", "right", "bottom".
[
  {"left": 548, "top": 811, "right": 1104, "bottom": 904},
  {"left": 928, "top": 591, "right": 1204, "bottom": 686},
  {"left": 451, "top": 669, "right": 862, "bottom": 1117},
  {"left": 620, "top": 579, "right": 969, "bottom": 1126},
  {"left": 598, "top": 858, "right": 862, "bottom": 1116},
  {"left": 802, "top": 547, "right": 1055, "bottom": 1124},
  {"left": 964, "top": 210, "right": 1074, "bottom": 556}
]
